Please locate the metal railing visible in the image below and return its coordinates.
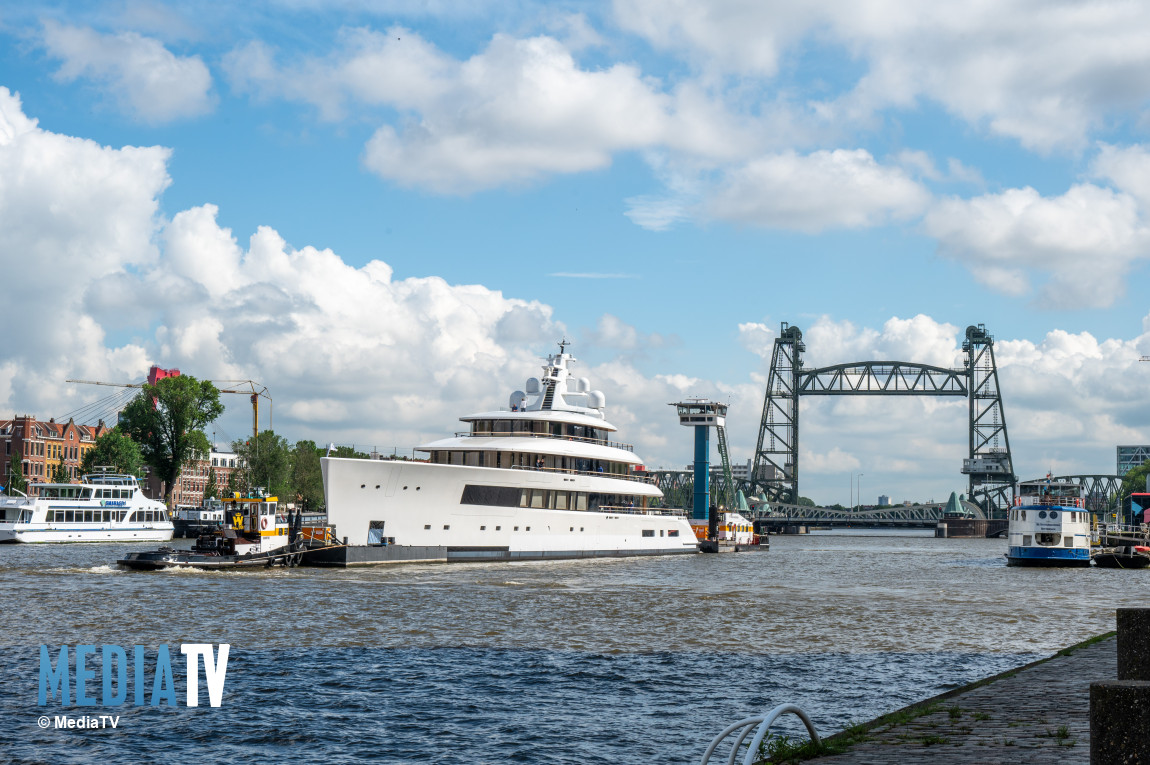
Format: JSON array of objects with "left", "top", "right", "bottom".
[
  {"left": 454, "top": 430, "right": 634, "bottom": 452},
  {"left": 508, "top": 464, "right": 655, "bottom": 485},
  {"left": 596, "top": 504, "right": 688, "bottom": 518},
  {"left": 701, "top": 703, "right": 821, "bottom": 765}
]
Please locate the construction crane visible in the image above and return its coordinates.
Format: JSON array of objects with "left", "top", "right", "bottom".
[{"left": 65, "top": 366, "right": 271, "bottom": 441}]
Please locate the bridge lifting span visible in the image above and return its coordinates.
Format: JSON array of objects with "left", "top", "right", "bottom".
[{"left": 749, "top": 323, "right": 1017, "bottom": 518}]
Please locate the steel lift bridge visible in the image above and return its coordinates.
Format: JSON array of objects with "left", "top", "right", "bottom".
[{"left": 749, "top": 323, "right": 1017, "bottom": 518}]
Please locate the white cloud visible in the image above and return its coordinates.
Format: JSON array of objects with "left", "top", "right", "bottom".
[
  {"left": 705, "top": 149, "right": 930, "bottom": 232},
  {"left": 614, "top": 0, "right": 1150, "bottom": 151},
  {"left": 0, "top": 86, "right": 167, "bottom": 414},
  {"left": 925, "top": 184, "right": 1150, "bottom": 307},
  {"left": 41, "top": 21, "right": 214, "bottom": 123},
  {"left": 224, "top": 26, "right": 766, "bottom": 194}
]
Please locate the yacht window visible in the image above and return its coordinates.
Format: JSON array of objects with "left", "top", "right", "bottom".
[
  {"left": 443, "top": 525, "right": 450, "bottom": 530},
  {"left": 642, "top": 529, "right": 654, "bottom": 537},
  {"left": 668, "top": 530, "right": 679, "bottom": 537},
  {"left": 424, "top": 524, "right": 431, "bottom": 530},
  {"left": 525, "top": 526, "right": 531, "bottom": 531},
  {"left": 530, "top": 491, "right": 547, "bottom": 509},
  {"left": 514, "top": 526, "right": 519, "bottom": 531},
  {"left": 460, "top": 485, "right": 520, "bottom": 507},
  {"left": 554, "top": 492, "right": 568, "bottom": 510},
  {"left": 575, "top": 493, "right": 588, "bottom": 511},
  {"left": 480, "top": 526, "right": 486, "bottom": 531},
  {"left": 496, "top": 526, "right": 501, "bottom": 531}
]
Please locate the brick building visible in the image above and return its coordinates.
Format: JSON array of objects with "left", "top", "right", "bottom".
[{"left": 1, "top": 415, "right": 110, "bottom": 486}]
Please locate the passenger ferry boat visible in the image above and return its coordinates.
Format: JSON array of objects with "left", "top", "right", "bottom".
[
  {"left": 1005, "top": 477, "right": 1091, "bottom": 567},
  {"left": 322, "top": 342, "right": 698, "bottom": 561},
  {"left": 172, "top": 498, "right": 226, "bottom": 538},
  {"left": 0, "top": 473, "right": 173, "bottom": 543}
]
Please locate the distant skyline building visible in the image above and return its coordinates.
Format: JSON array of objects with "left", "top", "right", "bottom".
[
  {"left": 1117, "top": 445, "right": 1150, "bottom": 476},
  {"left": 878, "top": 494, "right": 890, "bottom": 506}
]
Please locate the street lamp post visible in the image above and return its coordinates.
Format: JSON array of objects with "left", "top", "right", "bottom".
[{"left": 856, "top": 473, "right": 865, "bottom": 512}]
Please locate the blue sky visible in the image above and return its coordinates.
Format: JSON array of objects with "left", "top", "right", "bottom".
[{"left": 2, "top": 1, "right": 1150, "bottom": 504}]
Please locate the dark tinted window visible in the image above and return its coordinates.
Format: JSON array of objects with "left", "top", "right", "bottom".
[{"left": 460, "top": 485, "right": 521, "bottom": 507}]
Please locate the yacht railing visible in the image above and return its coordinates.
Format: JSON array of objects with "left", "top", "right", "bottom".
[
  {"left": 596, "top": 504, "right": 688, "bottom": 518},
  {"left": 509, "top": 464, "right": 655, "bottom": 485},
  {"left": 455, "top": 430, "right": 634, "bottom": 452}
]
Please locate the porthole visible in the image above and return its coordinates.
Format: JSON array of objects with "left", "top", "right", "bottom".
[
  {"left": 424, "top": 524, "right": 431, "bottom": 530},
  {"left": 526, "top": 526, "right": 531, "bottom": 531},
  {"left": 375, "top": 485, "right": 380, "bottom": 489},
  {"left": 496, "top": 525, "right": 501, "bottom": 531},
  {"left": 443, "top": 524, "right": 450, "bottom": 530},
  {"left": 360, "top": 484, "right": 366, "bottom": 489},
  {"left": 403, "top": 486, "right": 408, "bottom": 490},
  {"left": 416, "top": 487, "right": 421, "bottom": 491},
  {"left": 1049, "top": 511, "right": 1058, "bottom": 520},
  {"left": 1038, "top": 510, "right": 1047, "bottom": 519},
  {"left": 480, "top": 525, "right": 486, "bottom": 530}
]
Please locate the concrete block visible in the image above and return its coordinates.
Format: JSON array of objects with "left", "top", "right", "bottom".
[
  {"left": 1118, "top": 608, "right": 1150, "bottom": 680},
  {"left": 1091, "top": 680, "right": 1150, "bottom": 764}
]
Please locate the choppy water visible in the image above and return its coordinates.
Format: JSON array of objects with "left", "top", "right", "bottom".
[{"left": 2, "top": 531, "right": 1146, "bottom": 763}]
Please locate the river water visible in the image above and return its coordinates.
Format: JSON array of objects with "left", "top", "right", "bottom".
[{"left": 2, "top": 530, "right": 1146, "bottom": 763}]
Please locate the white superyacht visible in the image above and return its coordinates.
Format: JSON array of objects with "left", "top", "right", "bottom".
[
  {"left": 0, "top": 473, "right": 174, "bottom": 543},
  {"left": 322, "top": 343, "right": 697, "bottom": 561}
]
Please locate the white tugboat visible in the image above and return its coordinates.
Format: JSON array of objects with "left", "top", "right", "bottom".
[
  {"left": 1005, "top": 476, "right": 1091, "bottom": 567},
  {"left": 0, "top": 473, "right": 173, "bottom": 543},
  {"left": 320, "top": 342, "right": 697, "bottom": 563}
]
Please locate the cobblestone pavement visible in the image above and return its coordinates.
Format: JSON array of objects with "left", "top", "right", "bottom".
[{"left": 805, "top": 636, "right": 1116, "bottom": 764}]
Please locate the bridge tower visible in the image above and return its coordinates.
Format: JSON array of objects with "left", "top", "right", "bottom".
[
  {"left": 962, "top": 325, "right": 1016, "bottom": 517},
  {"left": 673, "top": 399, "right": 729, "bottom": 521},
  {"left": 750, "top": 324, "right": 805, "bottom": 504}
]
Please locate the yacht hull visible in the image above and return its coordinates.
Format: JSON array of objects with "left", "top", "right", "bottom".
[{"left": 322, "top": 458, "right": 697, "bottom": 559}]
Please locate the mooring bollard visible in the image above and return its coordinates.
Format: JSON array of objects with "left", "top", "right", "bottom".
[
  {"left": 1117, "top": 608, "right": 1150, "bottom": 680},
  {"left": 1091, "top": 608, "right": 1150, "bottom": 764}
]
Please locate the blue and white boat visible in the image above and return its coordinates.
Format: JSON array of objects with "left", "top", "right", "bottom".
[
  {"left": 1005, "top": 477, "right": 1091, "bottom": 567},
  {"left": 0, "top": 473, "right": 173, "bottom": 543}
]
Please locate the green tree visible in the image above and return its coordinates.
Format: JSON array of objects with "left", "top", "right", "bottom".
[
  {"left": 289, "top": 440, "right": 325, "bottom": 511},
  {"left": 330, "top": 445, "right": 370, "bottom": 459},
  {"left": 233, "top": 430, "right": 291, "bottom": 498},
  {"left": 6, "top": 455, "right": 27, "bottom": 495},
  {"left": 50, "top": 462, "right": 69, "bottom": 483},
  {"left": 119, "top": 375, "right": 224, "bottom": 507},
  {"left": 225, "top": 467, "right": 240, "bottom": 497},
  {"left": 204, "top": 468, "right": 218, "bottom": 501},
  {"left": 80, "top": 427, "right": 145, "bottom": 477}
]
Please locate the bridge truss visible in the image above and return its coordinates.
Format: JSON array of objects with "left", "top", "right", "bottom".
[{"left": 749, "top": 323, "right": 1017, "bottom": 518}]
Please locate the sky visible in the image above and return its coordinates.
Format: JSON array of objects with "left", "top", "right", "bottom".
[{"left": 1, "top": 0, "right": 1149, "bottom": 506}]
